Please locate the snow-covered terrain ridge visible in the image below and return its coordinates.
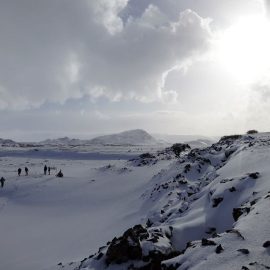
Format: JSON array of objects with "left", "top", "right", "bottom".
[
  {"left": 40, "top": 137, "right": 87, "bottom": 146},
  {"left": 89, "top": 129, "right": 157, "bottom": 145},
  {"left": 1, "top": 131, "right": 213, "bottom": 148},
  {"left": 0, "top": 138, "right": 18, "bottom": 147},
  {"left": 56, "top": 133, "right": 270, "bottom": 270},
  {"left": 38, "top": 130, "right": 157, "bottom": 146},
  {"left": 153, "top": 134, "right": 215, "bottom": 145}
]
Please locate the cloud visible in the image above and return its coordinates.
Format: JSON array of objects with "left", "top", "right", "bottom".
[
  {"left": 264, "top": 0, "right": 270, "bottom": 16},
  {"left": 89, "top": 0, "right": 129, "bottom": 34},
  {"left": 252, "top": 80, "right": 270, "bottom": 102},
  {"left": 0, "top": 0, "right": 212, "bottom": 110},
  {"left": 123, "top": 0, "right": 264, "bottom": 27}
]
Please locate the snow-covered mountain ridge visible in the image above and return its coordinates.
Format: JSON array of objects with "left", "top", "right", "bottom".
[
  {"left": 0, "top": 130, "right": 214, "bottom": 148},
  {"left": 56, "top": 133, "right": 270, "bottom": 270},
  {"left": 0, "top": 138, "right": 19, "bottom": 147},
  {"left": 39, "top": 130, "right": 157, "bottom": 146},
  {"left": 89, "top": 129, "right": 157, "bottom": 145}
]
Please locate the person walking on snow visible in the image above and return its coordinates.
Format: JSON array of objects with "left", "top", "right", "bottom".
[
  {"left": 18, "top": 168, "right": 22, "bottom": 176},
  {"left": 25, "top": 167, "right": 29, "bottom": 176},
  {"left": 48, "top": 166, "right": 51, "bottom": 175},
  {"left": 0, "top": 177, "right": 5, "bottom": 188},
  {"left": 44, "top": 165, "right": 47, "bottom": 175}
]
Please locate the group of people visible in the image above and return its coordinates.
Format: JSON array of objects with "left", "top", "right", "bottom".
[
  {"left": 17, "top": 167, "right": 28, "bottom": 176},
  {"left": 43, "top": 165, "right": 51, "bottom": 175},
  {"left": 17, "top": 165, "right": 47, "bottom": 176},
  {"left": 0, "top": 165, "right": 64, "bottom": 189},
  {"left": 16, "top": 165, "right": 63, "bottom": 177},
  {"left": 44, "top": 165, "right": 63, "bottom": 177}
]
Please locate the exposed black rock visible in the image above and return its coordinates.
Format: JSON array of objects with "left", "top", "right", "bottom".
[
  {"left": 248, "top": 172, "right": 260, "bottom": 179},
  {"left": 249, "top": 261, "right": 270, "bottom": 269},
  {"left": 237, "top": 248, "right": 249, "bottom": 255},
  {"left": 232, "top": 207, "right": 250, "bottom": 221},
  {"left": 171, "top": 143, "right": 191, "bottom": 157},
  {"left": 106, "top": 225, "right": 147, "bottom": 264},
  {"left": 135, "top": 250, "right": 181, "bottom": 270},
  {"left": 146, "top": 219, "right": 153, "bottom": 228},
  {"left": 184, "top": 164, "right": 191, "bottom": 173},
  {"left": 201, "top": 238, "right": 217, "bottom": 246},
  {"left": 263, "top": 241, "right": 270, "bottom": 248},
  {"left": 96, "top": 253, "right": 103, "bottom": 260},
  {"left": 247, "top": 130, "right": 258, "bottom": 134},
  {"left": 139, "top": 153, "right": 155, "bottom": 159},
  {"left": 215, "top": 244, "right": 224, "bottom": 254},
  {"left": 212, "top": 197, "right": 224, "bottom": 207}
]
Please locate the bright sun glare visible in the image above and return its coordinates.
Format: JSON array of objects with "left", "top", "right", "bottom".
[{"left": 217, "top": 16, "right": 270, "bottom": 83}]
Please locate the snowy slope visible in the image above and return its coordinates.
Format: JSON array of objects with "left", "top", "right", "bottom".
[
  {"left": 89, "top": 129, "right": 157, "bottom": 145},
  {"left": 0, "top": 138, "right": 19, "bottom": 147},
  {"left": 56, "top": 133, "right": 270, "bottom": 270},
  {"left": 0, "top": 156, "right": 173, "bottom": 270}
]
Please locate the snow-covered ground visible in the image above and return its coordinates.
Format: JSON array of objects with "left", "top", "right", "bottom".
[
  {"left": 52, "top": 133, "right": 270, "bottom": 270},
  {"left": 1, "top": 133, "right": 270, "bottom": 270},
  {"left": 0, "top": 154, "right": 172, "bottom": 270}
]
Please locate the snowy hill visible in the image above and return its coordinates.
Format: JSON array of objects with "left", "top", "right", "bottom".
[
  {"left": 89, "top": 129, "right": 157, "bottom": 145},
  {"left": 40, "top": 137, "right": 87, "bottom": 146},
  {"left": 1, "top": 132, "right": 270, "bottom": 270},
  {"left": 38, "top": 130, "right": 157, "bottom": 146},
  {"left": 185, "top": 138, "right": 215, "bottom": 149},
  {"left": 55, "top": 133, "right": 270, "bottom": 270},
  {"left": 153, "top": 133, "right": 215, "bottom": 145},
  {"left": 0, "top": 138, "right": 19, "bottom": 147}
]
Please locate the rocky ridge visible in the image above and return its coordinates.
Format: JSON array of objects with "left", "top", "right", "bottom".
[{"left": 56, "top": 133, "right": 270, "bottom": 270}]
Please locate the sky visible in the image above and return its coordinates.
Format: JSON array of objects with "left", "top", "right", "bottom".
[{"left": 1, "top": 0, "right": 270, "bottom": 141}]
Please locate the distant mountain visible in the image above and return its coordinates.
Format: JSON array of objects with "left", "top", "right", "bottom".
[
  {"left": 185, "top": 138, "right": 215, "bottom": 148},
  {"left": 40, "top": 137, "right": 87, "bottom": 146},
  {"left": 153, "top": 133, "right": 216, "bottom": 145},
  {"left": 89, "top": 129, "right": 157, "bottom": 145},
  {"left": 0, "top": 138, "right": 19, "bottom": 147},
  {"left": 39, "top": 130, "right": 157, "bottom": 146}
]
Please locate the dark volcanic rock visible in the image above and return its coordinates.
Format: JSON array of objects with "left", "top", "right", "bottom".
[
  {"left": 215, "top": 244, "right": 224, "bottom": 254},
  {"left": 106, "top": 225, "right": 148, "bottom": 264},
  {"left": 96, "top": 252, "right": 103, "bottom": 260},
  {"left": 248, "top": 172, "right": 260, "bottom": 179},
  {"left": 229, "top": 187, "right": 236, "bottom": 192},
  {"left": 201, "top": 238, "right": 217, "bottom": 246},
  {"left": 232, "top": 207, "right": 250, "bottom": 221},
  {"left": 212, "top": 197, "right": 224, "bottom": 207},
  {"left": 171, "top": 143, "right": 191, "bottom": 157},
  {"left": 263, "top": 241, "right": 270, "bottom": 248},
  {"left": 139, "top": 153, "right": 155, "bottom": 159},
  {"left": 233, "top": 208, "right": 243, "bottom": 221},
  {"left": 237, "top": 248, "right": 250, "bottom": 255}
]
